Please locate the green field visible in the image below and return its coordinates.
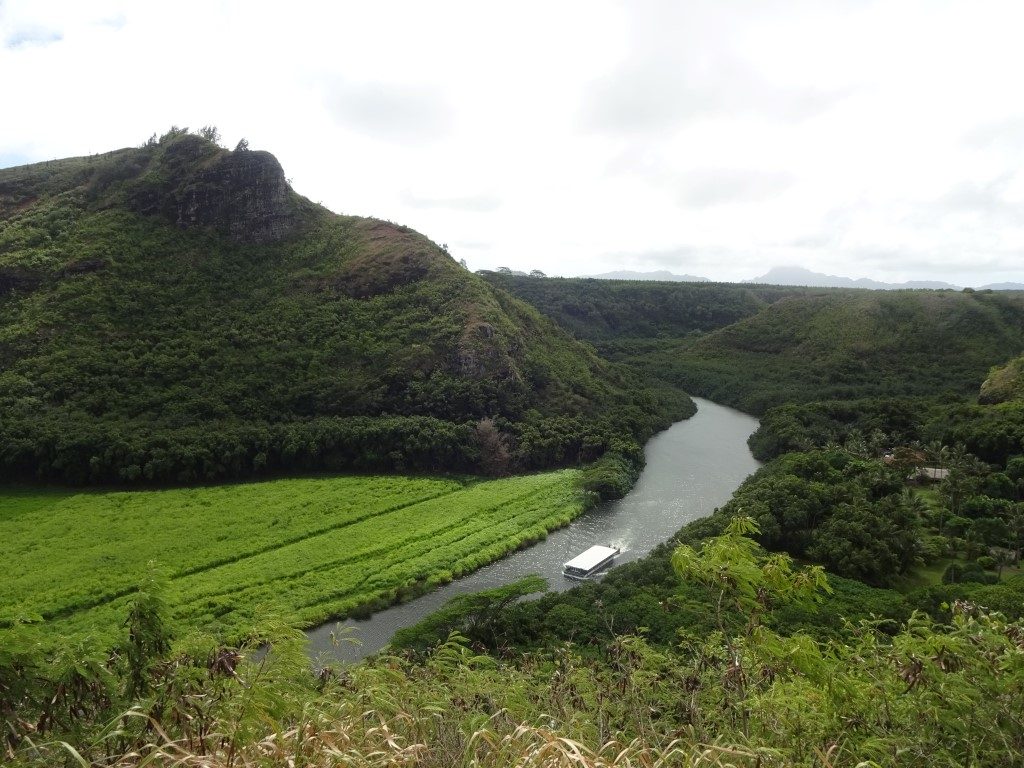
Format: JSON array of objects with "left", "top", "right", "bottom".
[{"left": 2, "top": 471, "right": 583, "bottom": 644}]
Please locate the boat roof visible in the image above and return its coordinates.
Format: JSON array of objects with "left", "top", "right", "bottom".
[{"left": 564, "top": 545, "right": 618, "bottom": 571}]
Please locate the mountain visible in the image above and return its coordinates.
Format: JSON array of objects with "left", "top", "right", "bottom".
[
  {"left": 0, "top": 130, "right": 687, "bottom": 484},
  {"left": 479, "top": 273, "right": 816, "bottom": 343},
  {"left": 585, "top": 269, "right": 710, "bottom": 282},
  {"left": 745, "top": 267, "right": 1024, "bottom": 292},
  {"left": 980, "top": 282, "right": 1024, "bottom": 291},
  {"left": 485, "top": 273, "right": 1024, "bottom": 414},
  {"left": 745, "top": 266, "right": 960, "bottom": 290},
  {"left": 658, "top": 290, "right": 1024, "bottom": 412}
]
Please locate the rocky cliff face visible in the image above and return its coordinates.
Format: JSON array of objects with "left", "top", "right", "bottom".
[
  {"left": 121, "top": 134, "right": 297, "bottom": 244},
  {"left": 174, "top": 147, "right": 296, "bottom": 244}
]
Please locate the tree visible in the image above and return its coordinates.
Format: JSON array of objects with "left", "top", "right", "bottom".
[
  {"left": 993, "top": 549, "right": 1015, "bottom": 579},
  {"left": 529, "top": 269, "right": 546, "bottom": 278},
  {"left": 671, "top": 516, "right": 830, "bottom": 638},
  {"left": 235, "top": 137, "right": 250, "bottom": 152},
  {"left": 473, "top": 417, "right": 512, "bottom": 476},
  {"left": 198, "top": 125, "right": 221, "bottom": 144},
  {"left": 121, "top": 569, "right": 172, "bottom": 699}
]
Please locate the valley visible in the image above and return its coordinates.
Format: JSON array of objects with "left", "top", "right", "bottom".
[{"left": 3, "top": 132, "right": 1024, "bottom": 767}]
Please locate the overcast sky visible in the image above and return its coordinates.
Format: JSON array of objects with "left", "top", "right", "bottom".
[{"left": 2, "top": 0, "right": 1023, "bottom": 285}]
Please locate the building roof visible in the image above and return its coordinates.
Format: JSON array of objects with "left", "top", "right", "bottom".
[{"left": 913, "top": 466, "right": 950, "bottom": 480}]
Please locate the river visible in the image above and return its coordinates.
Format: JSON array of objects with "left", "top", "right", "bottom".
[{"left": 305, "top": 397, "right": 761, "bottom": 662}]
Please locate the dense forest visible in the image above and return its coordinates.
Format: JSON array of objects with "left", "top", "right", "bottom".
[
  {"left": 5, "top": 133, "right": 1024, "bottom": 766},
  {"left": 0, "top": 131, "right": 689, "bottom": 485},
  {"left": 485, "top": 273, "right": 1024, "bottom": 413}
]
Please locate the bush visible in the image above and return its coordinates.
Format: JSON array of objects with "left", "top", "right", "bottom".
[{"left": 580, "top": 446, "right": 643, "bottom": 500}]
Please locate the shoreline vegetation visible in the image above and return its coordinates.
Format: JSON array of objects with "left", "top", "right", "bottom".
[{"left": 1, "top": 470, "right": 593, "bottom": 649}]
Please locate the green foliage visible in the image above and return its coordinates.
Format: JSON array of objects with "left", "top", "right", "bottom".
[
  {"left": 0, "top": 471, "right": 584, "bottom": 645},
  {"left": 749, "top": 396, "right": 932, "bottom": 461},
  {"left": 980, "top": 353, "right": 1024, "bottom": 404},
  {"left": 925, "top": 400, "right": 1024, "bottom": 466},
  {"left": 390, "top": 575, "right": 547, "bottom": 652},
  {"left": 657, "top": 291, "right": 1024, "bottom": 414},
  {"left": 479, "top": 271, "right": 803, "bottom": 341},
  {"left": 671, "top": 516, "right": 831, "bottom": 635},
  {"left": 9, "top": 601, "right": 1024, "bottom": 767},
  {"left": 120, "top": 568, "right": 172, "bottom": 699},
  {"left": 718, "top": 450, "right": 921, "bottom": 585},
  {"left": 490, "top": 274, "right": 1024, "bottom": 417},
  {"left": 579, "top": 440, "right": 644, "bottom": 500},
  {"left": 0, "top": 137, "right": 689, "bottom": 484}
]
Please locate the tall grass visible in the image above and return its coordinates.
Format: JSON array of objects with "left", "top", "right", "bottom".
[{"left": 2, "top": 471, "right": 583, "bottom": 645}]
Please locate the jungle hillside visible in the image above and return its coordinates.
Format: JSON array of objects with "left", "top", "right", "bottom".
[{"left": 0, "top": 130, "right": 689, "bottom": 486}]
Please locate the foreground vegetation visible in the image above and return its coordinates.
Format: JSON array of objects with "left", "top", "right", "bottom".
[
  {"left": 6, "top": 520, "right": 1023, "bottom": 767},
  {"left": 0, "top": 471, "right": 584, "bottom": 646}
]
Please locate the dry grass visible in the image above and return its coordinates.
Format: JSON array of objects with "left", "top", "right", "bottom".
[{"left": 50, "top": 712, "right": 775, "bottom": 768}]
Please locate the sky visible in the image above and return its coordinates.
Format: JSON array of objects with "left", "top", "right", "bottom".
[{"left": 2, "top": 0, "right": 1023, "bottom": 286}]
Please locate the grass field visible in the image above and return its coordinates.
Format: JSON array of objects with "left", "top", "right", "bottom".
[{"left": 1, "top": 471, "right": 583, "bottom": 645}]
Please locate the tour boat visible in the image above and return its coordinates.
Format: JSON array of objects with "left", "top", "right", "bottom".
[{"left": 562, "top": 545, "right": 620, "bottom": 580}]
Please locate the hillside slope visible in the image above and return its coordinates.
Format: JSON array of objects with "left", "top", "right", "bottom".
[
  {"left": 0, "top": 130, "right": 687, "bottom": 484},
  {"left": 656, "top": 290, "right": 1024, "bottom": 412},
  {"left": 486, "top": 274, "right": 1024, "bottom": 414},
  {"left": 479, "top": 272, "right": 816, "bottom": 342}
]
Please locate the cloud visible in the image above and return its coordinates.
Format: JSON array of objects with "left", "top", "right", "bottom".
[
  {"left": 582, "top": 62, "right": 848, "bottom": 136},
  {"left": 324, "top": 80, "right": 452, "bottom": 145},
  {"left": 581, "top": 59, "right": 699, "bottom": 136},
  {"left": 677, "top": 168, "right": 794, "bottom": 208},
  {"left": 452, "top": 240, "right": 491, "bottom": 250},
  {"left": 934, "top": 175, "right": 1022, "bottom": 221},
  {"left": 964, "top": 117, "right": 1024, "bottom": 151},
  {"left": 400, "top": 190, "right": 501, "bottom": 212},
  {"left": 1, "top": 0, "right": 1022, "bottom": 288},
  {"left": 4, "top": 24, "right": 61, "bottom": 48}
]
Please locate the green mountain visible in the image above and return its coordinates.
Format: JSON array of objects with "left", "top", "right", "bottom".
[
  {"left": 479, "top": 271, "right": 813, "bottom": 342},
  {"left": 0, "top": 130, "right": 687, "bottom": 484},
  {"left": 485, "top": 274, "right": 1024, "bottom": 415},
  {"left": 663, "top": 290, "right": 1024, "bottom": 412}
]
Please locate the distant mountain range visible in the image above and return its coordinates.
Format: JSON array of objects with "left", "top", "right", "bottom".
[
  {"left": 585, "top": 265, "right": 1023, "bottom": 291},
  {"left": 587, "top": 270, "right": 710, "bottom": 282},
  {"left": 743, "top": 266, "right": 960, "bottom": 290},
  {"left": 745, "top": 266, "right": 1024, "bottom": 291}
]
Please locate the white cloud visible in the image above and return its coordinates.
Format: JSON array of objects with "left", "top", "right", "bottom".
[{"left": 1, "top": 0, "right": 1023, "bottom": 286}]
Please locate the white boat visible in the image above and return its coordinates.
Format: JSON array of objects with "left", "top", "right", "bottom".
[{"left": 562, "top": 545, "right": 620, "bottom": 580}]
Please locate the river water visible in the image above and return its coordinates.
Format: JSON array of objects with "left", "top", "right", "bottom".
[{"left": 305, "top": 397, "right": 760, "bottom": 663}]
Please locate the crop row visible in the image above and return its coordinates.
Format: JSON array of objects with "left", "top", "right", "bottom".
[
  {"left": 3, "top": 470, "right": 583, "bottom": 644},
  {"left": 2, "top": 475, "right": 463, "bottom": 620}
]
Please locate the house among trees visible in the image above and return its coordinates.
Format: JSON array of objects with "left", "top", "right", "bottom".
[{"left": 911, "top": 466, "right": 950, "bottom": 482}]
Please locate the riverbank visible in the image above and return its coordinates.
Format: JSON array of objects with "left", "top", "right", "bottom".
[{"left": 305, "top": 398, "right": 760, "bottom": 662}]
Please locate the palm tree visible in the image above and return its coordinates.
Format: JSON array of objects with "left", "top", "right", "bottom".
[
  {"left": 900, "top": 488, "right": 930, "bottom": 520},
  {"left": 994, "top": 549, "right": 1015, "bottom": 580},
  {"left": 924, "top": 440, "right": 949, "bottom": 471}
]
